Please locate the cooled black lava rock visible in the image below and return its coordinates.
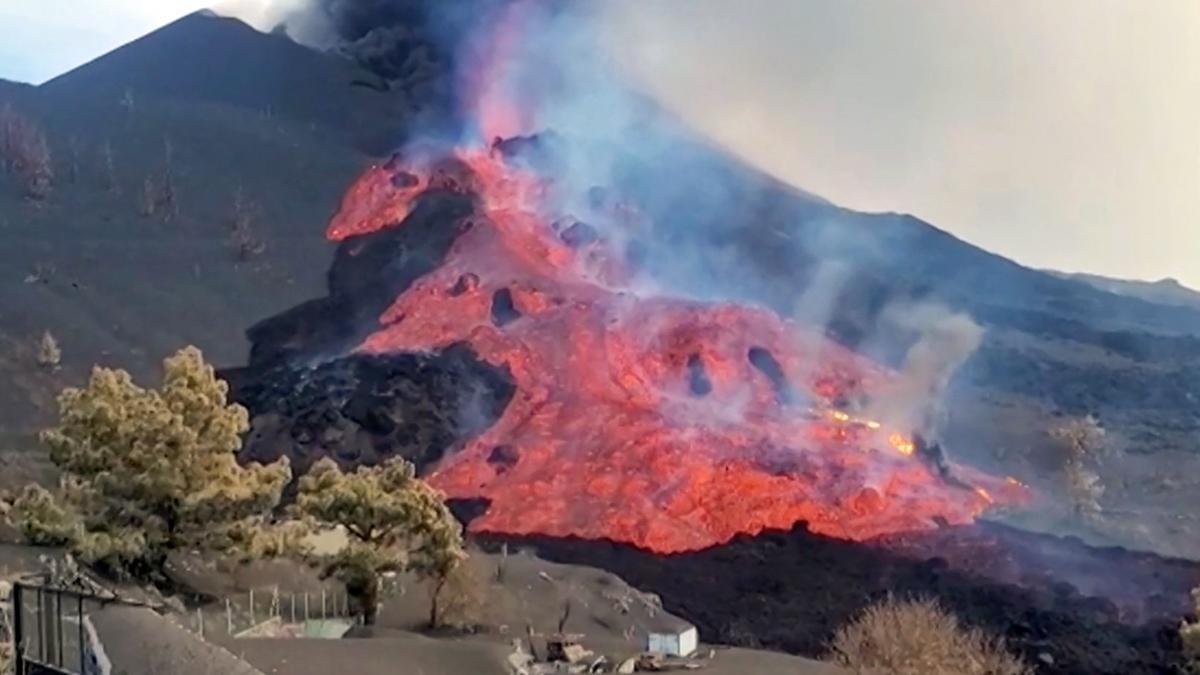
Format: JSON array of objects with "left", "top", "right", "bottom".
[
  {"left": 491, "top": 288, "right": 521, "bottom": 327},
  {"left": 687, "top": 354, "right": 713, "bottom": 396},
  {"left": 748, "top": 346, "right": 793, "bottom": 404},
  {"left": 225, "top": 344, "right": 515, "bottom": 478},
  {"left": 480, "top": 521, "right": 1197, "bottom": 675},
  {"left": 244, "top": 190, "right": 473, "bottom": 369}
]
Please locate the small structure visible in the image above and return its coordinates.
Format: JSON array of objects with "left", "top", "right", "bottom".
[{"left": 647, "top": 623, "right": 698, "bottom": 658}]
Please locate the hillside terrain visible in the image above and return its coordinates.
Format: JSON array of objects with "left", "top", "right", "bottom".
[{"left": 0, "top": 3, "right": 1197, "bottom": 573}]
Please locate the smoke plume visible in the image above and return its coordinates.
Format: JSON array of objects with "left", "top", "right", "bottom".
[{"left": 866, "top": 304, "right": 984, "bottom": 440}]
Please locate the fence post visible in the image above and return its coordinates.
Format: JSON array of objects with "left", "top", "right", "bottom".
[
  {"left": 225, "top": 598, "right": 233, "bottom": 635},
  {"left": 304, "top": 593, "right": 309, "bottom": 622},
  {"left": 290, "top": 594, "right": 296, "bottom": 625},
  {"left": 321, "top": 589, "right": 326, "bottom": 620},
  {"left": 249, "top": 589, "right": 255, "bottom": 626},
  {"left": 13, "top": 584, "right": 24, "bottom": 675},
  {"left": 78, "top": 593, "right": 85, "bottom": 675}
]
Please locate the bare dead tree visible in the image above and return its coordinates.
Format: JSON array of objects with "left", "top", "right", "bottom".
[
  {"left": 99, "top": 139, "right": 119, "bottom": 194},
  {"left": 0, "top": 103, "right": 54, "bottom": 200},
  {"left": 227, "top": 186, "right": 266, "bottom": 260},
  {"left": 139, "top": 138, "right": 179, "bottom": 221}
]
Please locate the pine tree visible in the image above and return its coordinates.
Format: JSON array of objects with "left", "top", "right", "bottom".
[
  {"left": 294, "top": 458, "right": 465, "bottom": 626},
  {"left": 26, "top": 346, "right": 291, "bottom": 579}
]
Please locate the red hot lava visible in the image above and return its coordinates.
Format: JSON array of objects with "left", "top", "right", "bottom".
[{"left": 326, "top": 143, "right": 1027, "bottom": 554}]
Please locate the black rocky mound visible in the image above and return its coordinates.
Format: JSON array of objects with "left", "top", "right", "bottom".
[
  {"left": 226, "top": 346, "right": 513, "bottom": 476},
  {"left": 241, "top": 190, "right": 473, "bottom": 370},
  {"left": 222, "top": 187, "right": 516, "bottom": 477},
  {"left": 481, "top": 522, "right": 1197, "bottom": 675}
]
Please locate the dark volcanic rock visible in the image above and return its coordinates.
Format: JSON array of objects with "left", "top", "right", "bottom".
[
  {"left": 481, "top": 523, "right": 1194, "bottom": 675},
  {"left": 225, "top": 344, "right": 515, "bottom": 477},
  {"left": 244, "top": 191, "right": 473, "bottom": 369},
  {"left": 225, "top": 187, "right": 517, "bottom": 478}
]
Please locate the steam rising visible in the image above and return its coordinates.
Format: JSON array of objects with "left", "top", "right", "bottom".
[
  {"left": 271, "top": 0, "right": 985, "bottom": 447},
  {"left": 867, "top": 305, "right": 984, "bottom": 439}
]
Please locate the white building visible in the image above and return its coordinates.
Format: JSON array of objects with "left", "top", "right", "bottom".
[{"left": 647, "top": 622, "right": 699, "bottom": 657}]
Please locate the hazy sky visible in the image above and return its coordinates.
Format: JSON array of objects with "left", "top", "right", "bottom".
[{"left": 1, "top": 1, "right": 1197, "bottom": 286}]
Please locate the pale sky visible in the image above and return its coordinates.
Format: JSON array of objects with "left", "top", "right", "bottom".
[{"left": 1, "top": 1, "right": 1197, "bottom": 287}]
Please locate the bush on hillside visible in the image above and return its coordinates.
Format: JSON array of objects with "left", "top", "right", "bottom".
[
  {"left": 22, "top": 346, "right": 291, "bottom": 580},
  {"left": 293, "top": 457, "right": 465, "bottom": 627},
  {"left": 826, "top": 597, "right": 1030, "bottom": 675}
]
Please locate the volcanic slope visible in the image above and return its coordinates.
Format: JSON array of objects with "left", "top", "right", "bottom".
[
  {"left": 3, "top": 12, "right": 1200, "bottom": 557},
  {"left": 0, "top": 12, "right": 424, "bottom": 450}
]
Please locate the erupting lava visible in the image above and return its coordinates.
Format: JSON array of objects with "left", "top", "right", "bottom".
[
  {"left": 319, "top": 1, "right": 1024, "bottom": 552},
  {"left": 324, "top": 142, "right": 1026, "bottom": 553}
]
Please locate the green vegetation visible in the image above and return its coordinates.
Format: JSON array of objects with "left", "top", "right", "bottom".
[
  {"left": 14, "top": 346, "right": 291, "bottom": 580},
  {"left": 293, "top": 457, "right": 465, "bottom": 627},
  {"left": 827, "top": 597, "right": 1030, "bottom": 675}
]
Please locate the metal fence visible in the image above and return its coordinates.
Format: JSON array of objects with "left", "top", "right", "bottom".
[
  {"left": 186, "top": 587, "right": 357, "bottom": 639},
  {"left": 9, "top": 583, "right": 117, "bottom": 675}
]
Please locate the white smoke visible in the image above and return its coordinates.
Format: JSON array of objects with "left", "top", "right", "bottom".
[
  {"left": 210, "top": 0, "right": 333, "bottom": 45},
  {"left": 866, "top": 303, "right": 984, "bottom": 439}
]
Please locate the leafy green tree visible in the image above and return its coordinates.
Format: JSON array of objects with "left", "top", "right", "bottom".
[
  {"left": 25, "top": 346, "right": 291, "bottom": 579},
  {"left": 294, "top": 457, "right": 465, "bottom": 627}
]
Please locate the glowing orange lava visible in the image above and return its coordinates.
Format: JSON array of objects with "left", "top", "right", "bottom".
[{"left": 326, "top": 144, "right": 1027, "bottom": 553}]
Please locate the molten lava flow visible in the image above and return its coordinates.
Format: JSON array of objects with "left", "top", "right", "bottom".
[{"left": 326, "top": 144, "right": 1027, "bottom": 554}]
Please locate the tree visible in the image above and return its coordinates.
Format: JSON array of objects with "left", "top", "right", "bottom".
[
  {"left": 12, "top": 484, "right": 79, "bottom": 546},
  {"left": 293, "top": 457, "right": 465, "bottom": 627},
  {"left": 1183, "top": 587, "right": 1200, "bottom": 673},
  {"left": 27, "top": 346, "right": 291, "bottom": 580},
  {"left": 1049, "top": 415, "right": 1107, "bottom": 519},
  {"left": 827, "top": 596, "right": 1029, "bottom": 675}
]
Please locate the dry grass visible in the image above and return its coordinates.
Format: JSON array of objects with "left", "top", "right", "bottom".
[
  {"left": 435, "top": 562, "right": 489, "bottom": 631},
  {"left": 827, "top": 597, "right": 1030, "bottom": 675}
]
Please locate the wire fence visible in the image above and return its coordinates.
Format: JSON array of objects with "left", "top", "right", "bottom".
[{"left": 185, "top": 587, "right": 357, "bottom": 640}]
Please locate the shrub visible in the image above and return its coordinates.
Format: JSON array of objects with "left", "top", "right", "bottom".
[
  {"left": 293, "top": 457, "right": 465, "bottom": 627},
  {"left": 827, "top": 597, "right": 1030, "bottom": 675},
  {"left": 26, "top": 346, "right": 291, "bottom": 580},
  {"left": 436, "top": 561, "right": 488, "bottom": 631}
]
